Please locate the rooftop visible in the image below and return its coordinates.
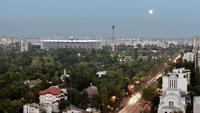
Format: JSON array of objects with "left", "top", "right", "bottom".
[
  {"left": 25, "top": 79, "right": 42, "bottom": 87},
  {"left": 96, "top": 71, "right": 107, "bottom": 77},
  {"left": 42, "top": 39, "right": 101, "bottom": 43},
  {"left": 63, "top": 105, "right": 86, "bottom": 113},
  {"left": 39, "top": 86, "right": 61, "bottom": 95},
  {"left": 84, "top": 85, "right": 98, "bottom": 99}
]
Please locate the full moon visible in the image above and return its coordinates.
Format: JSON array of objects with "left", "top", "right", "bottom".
[{"left": 148, "top": 9, "right": 154, "bottom": 15}]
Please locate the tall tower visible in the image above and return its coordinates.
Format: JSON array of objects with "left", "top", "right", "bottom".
[{"left": 112, "top": 25, "right": 115, "bottom": 51}]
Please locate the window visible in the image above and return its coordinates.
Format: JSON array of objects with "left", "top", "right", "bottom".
[
  {"left": 169, "top": 101, "right": 174, "bottom": 106},
  {"left": 165, "top": 112, "right": 167, "bottom": 113}
]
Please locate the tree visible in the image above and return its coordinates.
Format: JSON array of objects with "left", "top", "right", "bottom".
[
  {"left": 58, "top": 100, "right": 70, "bottom": 110},
  {"left": 99, "top": 86, "right": 109, "bottom": 113},
  {"left": 142, "top": 86, "right": 156, "bottom": 102},
  {"left": 91, "top": 94, "right": 101, "bottom": 108},
  {"left": 67, "top": 89, "right": 87, "bottom": 108}
]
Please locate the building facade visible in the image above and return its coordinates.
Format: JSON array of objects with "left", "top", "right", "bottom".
[
  {"left": 41, "top": 39, "right": 102, "bottom": 50},
  {"left": 23, "top": 86, "right": 67, "bottom": 113},
  {"left": 39, "top": 86, "right": 67, "bottom": 112},
  {"left": 23, "top": 103, "right": 52, "bottom": 113},
  {"left": 193, "top": 96, "right": 200, "bottom": 113},
  {"left": 21, "top": 40, "right": 29, "bottom": 52},
  {"left": 182, "top": 52, "right": 194, "bottom": 62},
  {"left": 192, "top": 37, "right": 200, "bottom": 70},
  {"left": 158, "top": 68, "right": 190, "bottom": 113}
]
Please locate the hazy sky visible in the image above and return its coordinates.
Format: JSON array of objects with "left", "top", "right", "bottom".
[{"left": 0, "top": 0, "right": 200, "bottom": 38}]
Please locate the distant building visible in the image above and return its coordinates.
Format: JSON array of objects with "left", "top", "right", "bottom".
[
  {"left": 118, "top": 56, "right": 133, "bottom": 62},
  {"left": 193, "top": 96, "right": 200, "bottom": 113},
  {"left": 193, "top": 37, "right": 200, "bottom": 49},
  {"left": 21, "top": 40, "right": 29, "bottom": 52},
  {"left": 192, "top": 37, "right": 200, "bottom": 70},
  {"left": 41, "top": 39, "right": 102, "bottom": 50},
  {"left": 158, "top": 68, "right": 190, "bottom": 113},
  {"left": 96, "top": 71, "right": 107, "bottom": 78},
  {"left": 0, "top": 38, "right": 11, "bottom": 45},
  {"left": 182, "top": 52, "right": 194, "bottom": 62},
  {"left": 196, "top": 50, "right": 200, "bottom": 70},
  {"left": 138, "top": 55, "right": 148, "bottom": 61},
  {"left": 23, "top": 85, "right": 67, "bottom": 113},
  {"left": 102, "top": 38, "right": 168, "bottom": 48},
  {"left": 0, "top": 37, "right": 21, "bottom": 45},
  {"left": 172, "top": 68, "right": 191, "bottom": 85}
]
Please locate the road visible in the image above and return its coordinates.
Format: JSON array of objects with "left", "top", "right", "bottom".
[{"left": 118, "top": 52, "right": 182, "bottom": 113}]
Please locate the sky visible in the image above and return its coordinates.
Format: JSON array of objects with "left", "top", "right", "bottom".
[{"left": 0, "top": 0, "right": 200, "bottom": 39}]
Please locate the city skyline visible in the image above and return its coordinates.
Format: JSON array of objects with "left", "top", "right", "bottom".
[{"left": 0, "top": 0, "right": 200, "bottom": 38}]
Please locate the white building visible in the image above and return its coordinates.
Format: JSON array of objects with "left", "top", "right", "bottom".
[
  {"left": 158, "top": 89, "right": 186, "bottom": 113},
  {"left": 192, "top": 37, "right": 200, "bottom": 70},
  {"left": 21, "top": 40, "right": 29, "bottom": 52},
  {"left": 158, "top": 68, "right": 190, "bottom": 113},
  {"left": 62, "top": 105, "right": 86, "bottom": 113},
  {"left": 193, "top": 96, "right": 200, "bottom": 113},
  {"left": 39, "top": 86, "right": 66, "bottom": 104},
  {"left": 172, "top": 68, "right": 191, "bottom": 85},
  {"left": 0, "top": 37, "right": 20, "bottom": 45},
  {"left": 39, "top": 86, "right": 67, "bottom": 112},
  {"left": 23, "top": 103, "right": 52, "bottom": 113},
  {"left": 182, "top": 52, "right": 194, "bottom": 62},
  {"left": 41, "top": 39, "right": 102, "bottom": 50},
  {"left": 23, "top": 103, "right": 41, "bottom": 113}
]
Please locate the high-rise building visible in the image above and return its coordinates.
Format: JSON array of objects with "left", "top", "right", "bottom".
[
  {"left": 192, "top": 37, "right": 200, "bottom": 70},
  {"left": 21, "top": 40, "right": 28, "bottom": 52}
]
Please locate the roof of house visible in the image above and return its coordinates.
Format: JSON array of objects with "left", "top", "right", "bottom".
[
  {"left": 63, "top": 105, "right": 87, "bottom": 113},
  {"left": 84, "top": 85, "right": 98, "bottom": 99},
  {"left": 39, "top": 86, "right": 61, "bottom": 95},
  {"left": 96, "top": 71, "right": 107, "bottom": 77},
  {"left": 28, "top": 79, "right": 42, "bottom": 86}
]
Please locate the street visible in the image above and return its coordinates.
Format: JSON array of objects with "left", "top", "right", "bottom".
[{"left": 117, "top": 52, "right": 182, "bottom": 113}]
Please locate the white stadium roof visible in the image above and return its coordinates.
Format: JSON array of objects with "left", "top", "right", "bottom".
[{"left": 42, "top": 39, "right": 101, "bottom": 43}]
